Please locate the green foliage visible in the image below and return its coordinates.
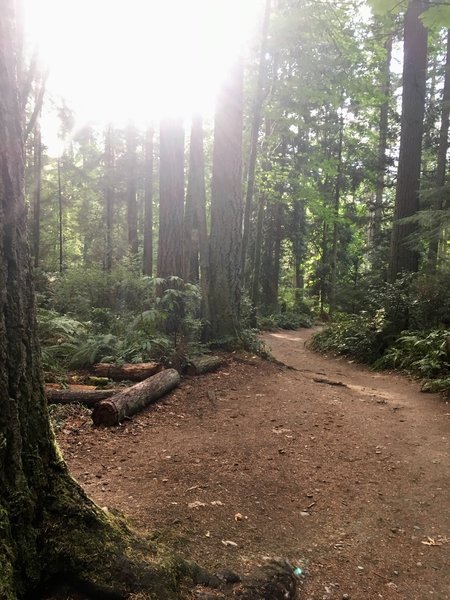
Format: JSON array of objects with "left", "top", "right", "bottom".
[
  {"left": 421, "top": 5, "right": 450, "bottom": 29},
  {"left": 37, "top": 272, "right": 203, "bottom": 373},
  {"left": 312, "top": 274, "right": 450, "bottom": 383},
  {"left": 376, "top": 329, "right": 450, "bottom": 378},
  {"left": 258, "top": 311, "right": 313, "bottom": 331},
  {"left": 311, "top": 310, "right": 388, "bottom": 363}
]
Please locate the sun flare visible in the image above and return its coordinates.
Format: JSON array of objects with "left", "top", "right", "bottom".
[{"left": 24, "top": 0, "right": 263, "bottom": 136}]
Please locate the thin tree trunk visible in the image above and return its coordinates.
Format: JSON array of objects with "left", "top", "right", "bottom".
[
  {"left": 33, "top": 125, "right": 42, "bottom": 268},
  {"left": 329, "top": 110, "right": 344, "bottom": 315},
  {"left": 158, "top": 117, "right": 185, "bottom": 279},
  {"left": 241, "top": 0, "right": 271, "bottom": 280},
  {"left": 209, "top": 57, "right": 244, "bottom": 339},
  {"left": 320, "top": 221, "right": 329, "bottom": 318},
  {"left": 183, "top": 117, "right": 200, "bottom": 282},
  {"left": 371, "top": 32, "right": 393, "bottom": 262},
  {"left": 126, "top": 123, "right": 139, "bottom": 258},
  {"left": 104, "top": 126, "right": 114, "bottom": 272},
  {"left": 57, "top": 157, "right": 63, "bottom": 273},
  {"left": 292, "top": 199, "right": 305, "bottom": 302},
  {"left": 143, "top": 126, "right": 154, "bottom": 276},
  {"left": 389, "top": 0, "right": 428, "bottom": 280},
  {"left": 250, "top": 193, "right": 265, "bottom": 313},
  {"left": 428, "top": 29, "right": 450, "bottom": 272}
]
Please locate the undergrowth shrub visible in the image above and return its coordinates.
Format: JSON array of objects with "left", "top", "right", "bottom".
[
  {"left": 312, "top": 273, "right": 450, "bottom": 385},
  {"left": 37, "top": 273, "right": 203, "bottom": 373},
  {"left": 258, "top": 309, "right": 313, "bottom": 331},
  {"left": 375, "top": 329, "right": 450, "bottom": 378},
  {"left": 310, "top": 310, "right": 388, "bottom": 363}
]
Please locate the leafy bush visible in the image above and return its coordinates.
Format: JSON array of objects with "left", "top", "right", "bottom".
[
  {"left": 376, "top": 329, "right": 450, "bottom": 378},
  {"left": 37, "top": 275, "right": 204, "bottom": 373},
  {"left": 258, "top": 311, "right": 313, "bottom": 331},
  {"left": 311, "top": 310, "right": 388, "bottom": 363}
]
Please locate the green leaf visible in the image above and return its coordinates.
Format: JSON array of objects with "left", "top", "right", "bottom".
[
  {"left": 420, "top": 5, "right": 450, "bottom": 29},
  {"left": 368, "top": 0, "right": 406, "bottom": 16}
]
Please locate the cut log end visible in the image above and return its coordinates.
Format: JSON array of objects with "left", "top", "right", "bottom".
[
  {"left": 92, "top": 400, "right": 120, "bottom": 427},
  {"left": 186, "top": 355, "right": 223, "bottom": 376}
]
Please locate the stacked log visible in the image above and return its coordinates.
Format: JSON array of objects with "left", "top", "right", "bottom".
[
  {"left": 46, "top": 389, "right": 115, "bottom": 407},
  {"left": 92, "top": 362, "right": 162, "bottom": 381}
]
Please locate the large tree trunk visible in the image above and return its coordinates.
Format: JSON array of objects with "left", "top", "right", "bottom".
[
  {"left": 143, "top": 125, "right": 154, "bottom": 276},
  {"left": 388, "top": 0, "right": 428, "bottom": 280},
  {"left": 209, "top": 57, "right": 244, "bottom": 339},
  {"left": 428, "top": 29, "right": 450, "bottom": 272},
  {"left": 158, "top": 117, "right": 185, "bottom": 279}
]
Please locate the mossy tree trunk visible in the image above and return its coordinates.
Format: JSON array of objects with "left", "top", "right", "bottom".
[{"left": 0, "top": 4, "right": 207, "bottom": 598}]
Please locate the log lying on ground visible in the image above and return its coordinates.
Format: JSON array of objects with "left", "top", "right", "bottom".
[
  {"left": 46, "top": 389, "right": 116, "bottom": 407},
  {"left": 92, "top": 368, "right": 180, "bottom": 426},
  {"left": 92, "top": 361, "right": 162, "bottom": 381},
  {"left": 186, "top": 355, "right": 223, "bottom": 376}
]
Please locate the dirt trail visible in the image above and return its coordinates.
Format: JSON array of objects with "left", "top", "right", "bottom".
[{"left": 57, "top": 328, "right": 450, "bottom": 600}]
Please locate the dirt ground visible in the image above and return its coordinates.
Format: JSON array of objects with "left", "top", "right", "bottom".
[{"left": 56, "top": 328, "right": 450, "bottom": 600}]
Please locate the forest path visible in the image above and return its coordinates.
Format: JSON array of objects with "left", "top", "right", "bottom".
[{"left": 57, "top": 328, "right": 450, "bottom": 600}]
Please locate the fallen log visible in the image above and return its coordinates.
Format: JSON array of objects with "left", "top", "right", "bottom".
[
  {"left": 92, "top": 361, "right": 162, "bottom": 381},
  {"left": 46, "top": 388, "right": 116, "bottom": 407},
  {"left": 92, "top": 368, "right": 180, "bottom": 426},
  {"left": 186, "top": 355, "right": 223, "bottom": 376}
]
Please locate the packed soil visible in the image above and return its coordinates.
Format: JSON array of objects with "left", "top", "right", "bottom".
[{"left": 55, "top": 328, "right": 450, "bottom": 600}]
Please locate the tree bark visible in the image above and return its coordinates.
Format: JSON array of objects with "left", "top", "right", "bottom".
[
  {"left": 184, "top": 115, "right": 202, "bottom": 282},
  {"left": 191, "top": 116, "right": 210, "bottom": 323},
  {"left": 428, "top": 29, "right": 450, "bottom": 272},
  {"left": 158, "top": 117, "right": 185, "bottom": 279},
  {"left": 250, "top": 193, "right": 266, "bottom": 313},
  {"left": 92, "top": 369, "right": 180, "bottom": 426},
  {"left": 329, "top": 109, "right": 344, "bottom": 315},
  {"left": 241, "top": 0, "right": 272, "bottom": 281},
  {"left": 92, "top": 361, "right": 162, "bottom": 381},
  {"left": 57, "top": 157, "right": 64, "bottom": 273},
  {"left": 126, "top": 123, "right": 139, "bottom": 258},
  {"left": 32, "top": 124, "right": 42, "bottom": 268},
  {"left": 143, "top": 125, "right": 154, "bottom": 276},
  {"left": 209, "top": 57, "right": 244, "bottom": 339},
  {"left": 388, "top": 0, "right": 428, "bottom": 280},
  {"left": 104, "top": 125, "right": 114, "bottom": 272},
  {"left": 370, "top": 31, "right": 392, "bottom": 266}
]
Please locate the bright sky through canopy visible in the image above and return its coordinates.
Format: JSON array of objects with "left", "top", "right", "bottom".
[{"left": 24, "top": 0, "right": 263, "bottom": 148}]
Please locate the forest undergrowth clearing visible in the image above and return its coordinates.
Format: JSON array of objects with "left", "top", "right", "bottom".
[{"left": 55, "top": 328, "right": 450, "bottom": 600}]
